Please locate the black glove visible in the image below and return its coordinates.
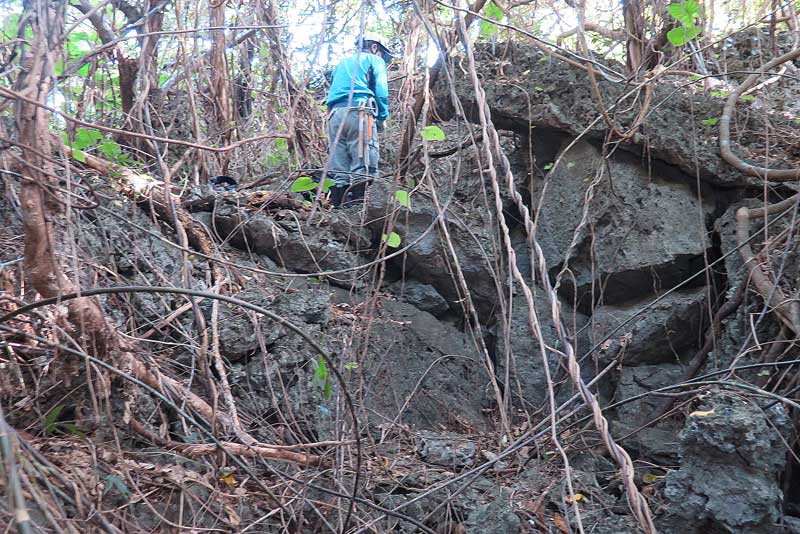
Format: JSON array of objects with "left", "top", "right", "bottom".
[{"left": 377, "top": 120, "right": 385, "bottom": 133}]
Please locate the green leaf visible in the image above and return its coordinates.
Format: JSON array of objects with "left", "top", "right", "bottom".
[
  {"left": 344, "top": 362, "right": 359, "bottom": 370},
  {"left": 667, "top": 27, "right": 690, "bottom": 46},
  {"left": 702, "top": 117, "right": 718, "bottom": 126},
  {"left": 543, "top": 163, "right": 553, "bottom": 171},
  {"left": 534, "top": 85, "right": 543, "bottom": 91},
  {"left": 103, "top": 475, "right": 131, "bottom": 498},
  {"left": 480, "top": 1, "right": 503, "bottom": 38},
  {"left": 44, "top": 405, "right": 64, "bottom": 434},
  {"left": 710, "top": 90, "right": 729, "bottom": 98},
  {"left": 321, "top": 178, "right": 336, "bottom": 193},
  {"left": 74, "top": 127, "right": 102, "bottom": 149},
  {"left": 60, "top": 423, "right": 85, "bottom": 437},
  {"left": 420, "top": 125, "right": 446, "bottom": 141},
  {"left": 486, "top": 0, "right": 503, "bottom": 19},
  {"left": 382, "top": 232, "right": 402, "bottom": 248},
  {"left": 99, "top": 139, "right": 122, "bottom": 160},
  {"left": 739, "top": 94, "right": 755, "bottom": 102},
  {"left": 290, "top": 176, "right": 319, "bottom": 193},
  {"left": 667, "top": 0, "right": 699, "bottom": 25},
  {"left": 313, "top": 356, "right": 331, "bottom": 400},
  {"left": 72, "top": 148, "right": 87, "bottom": 163},
  {"left": 685, "top": 0, "right": 700, "bottom": 19},
  {"left": 395, "top": 190, "right": 410, "bottom": 208}
]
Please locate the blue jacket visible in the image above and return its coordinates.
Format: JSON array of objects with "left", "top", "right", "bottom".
[{"left": 326, "top": 53, "right": 389, "bottom": 121}]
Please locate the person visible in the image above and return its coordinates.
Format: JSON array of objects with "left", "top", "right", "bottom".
[{"left": 325, "top": 32, "right": 393, "bottom": 207}]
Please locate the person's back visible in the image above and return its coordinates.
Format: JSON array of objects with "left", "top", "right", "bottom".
[
  {"left": 327, "top": 54, "right": 389, "bottom": 120},
  {"left": 324, "top": 33, "right": 393, "bottom": 208}
]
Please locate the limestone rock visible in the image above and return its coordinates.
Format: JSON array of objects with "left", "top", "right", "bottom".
[
  {"left": 665, "top": 391, "right": 789, "bottom": 533},
  {"left": 416, "top": 431, "right": 477, "bottom": 468},
  {"left": 591, "top": 288, "right": 707, "bottom": 365},
  {"left": 395, "top": 280, "right": 450, "bottom": 317},
  {"left": 534, "top": 140, "right": 710, "bottom": 308}
]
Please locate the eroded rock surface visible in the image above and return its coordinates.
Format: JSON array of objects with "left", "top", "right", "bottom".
[
  {"left": 534, "top": 140, "right": 711, "bottom": 308},
  {"left": 591, "top": 287, "right": 707, "bottom": 365},
  {"left": 665, "top": 392, "right": 789, "bottom": 533}
]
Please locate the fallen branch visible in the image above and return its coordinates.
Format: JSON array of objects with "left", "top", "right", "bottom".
[{"left": 130, "top": 419, "right": 323, "bottom": 466}]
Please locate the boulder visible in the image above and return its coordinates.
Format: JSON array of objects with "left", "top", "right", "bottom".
[
  {"left": 533, "top": 140, "right": 710, "bottom": 309},
  {"left": 665, "top": 391, "right": 789, "bottom": 533},
  {"left": 495, "top": 290, "right": 593, "bottom": 410},
  {"left": 364, "top": 181, "right": 500, "bottom": 321},
  {"left": 210, "top": 197, "right": 370, "bottom": 284},
  {"left": 615, "top": 365, "right": 686, "bottom": 425},
  {"left": 591, "top": 288, "right": 707, "bottom": 365},
  {"left": 393, "top": 280, "right": 450, "bottom": 317},
  {"left": 360, "top": 299, "right": 489, "bottom": 430},
  {"left": 416, "top": 431, "right": 477, "bottom": 468},
  {"left": 462, "top": 488, "right": 522, "bottom": 534}
]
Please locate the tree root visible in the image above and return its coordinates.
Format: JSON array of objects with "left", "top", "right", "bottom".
[{"left": 735, "top": 195, "right": 800, "bottom": 334}]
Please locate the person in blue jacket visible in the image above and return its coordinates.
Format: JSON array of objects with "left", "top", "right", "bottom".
[{"left": 325, "top": 32, "right": 393, "bottom": 207}]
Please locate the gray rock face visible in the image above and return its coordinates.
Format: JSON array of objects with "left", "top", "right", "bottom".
[
  {"left": 364, "top": 181, "right": 500, "bottom": 320},
  {"left": 495, "top": 291, "right": 592, "bottom": 410},
  {"left": 436, "top": 43, "right": 795, "bottom": 188},
  {"left": 230, "top": 295, "right": 490, "bottom": 439},
  {"left": 665, "top": 392, "right": 789, "bottom": 533},
  {"left": 361, "top": 300, "right": 489, "bottom": 430},
  {"left": 416, "top": 431, "right": 477, "bottom": 468},
  {"left": 534, "top": 140, "right": 710, "bottom": 309},
  {"left": 462, "top": 490, "right": 522, "bottom": 534},
  {"left": 395, "top": 280, "right": 450, "bottom": 317},
  {"left": 211, "top": 197, "right": 370, "bottom": 284},
  {"left": 615, "top": 364, "right": 686, "bottom": 425},
  {"left": 591, "top": 287, "right": 707, "bottom": 365}
]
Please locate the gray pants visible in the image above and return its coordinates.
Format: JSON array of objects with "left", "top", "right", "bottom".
[{"left": 327, "top": 106, "right": 378, "bottom": 188}]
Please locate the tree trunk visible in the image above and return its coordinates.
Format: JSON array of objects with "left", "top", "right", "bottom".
[
  {"left": 210, "top": 0, "right": 233, "bottom": 174},
  {"left": 17, "top": 0, "right": 119, "bottom": 358}
]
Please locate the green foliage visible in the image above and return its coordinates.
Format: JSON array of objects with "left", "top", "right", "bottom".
[
  {"left": 480, "top": 1, "right": 503, "bottom": 38},
  {"left": 43, "top": 404, "right": 64, "bottom": 435},
  {"left": 1, "top": 13, "right": 20, "bottom": 40},
  {"left": 739, "top": 94, "right": 755, "bottom": 102},
  {"left": 64, "top": 128, "right": 132, "bottom": 166},
  {"left": 268, "top": 137, "right": 290, "bottom": 166},
  {"left": 291, "top": 176, "right": 319, "bottom": 192},
  {"left": 395, "top": 190, "right": 410, "bottom": 208},
  {"left": 667, "top": 0, "right": 702, "bottom": 46},
  {"left": 290, "top": 176, "right": 335, "bottom": 194},
  {"left": 312, "top": 356, "right": 331, "bottom": 400},
  {"left": 382, "top": 232, "right": 401, "bottom": 248},
  {"left": 43, "top": 405, "right": 83, "bottom": 436},
  {"left": 103, "top": 475, "right": 131, "bottom": 498},
  {"left": 702, "top": 117, "right": 719, "bottom": 126},
  {"left": 420, "top": 125, "right": 445, "bottom": 141}
]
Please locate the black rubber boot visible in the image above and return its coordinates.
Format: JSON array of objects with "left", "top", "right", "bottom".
[
  {"left": 343, "top": 181, "right": 367, "bottom": 207},
  {"left": 329, "top": 185, "right": 347, "bottom": 208}
]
